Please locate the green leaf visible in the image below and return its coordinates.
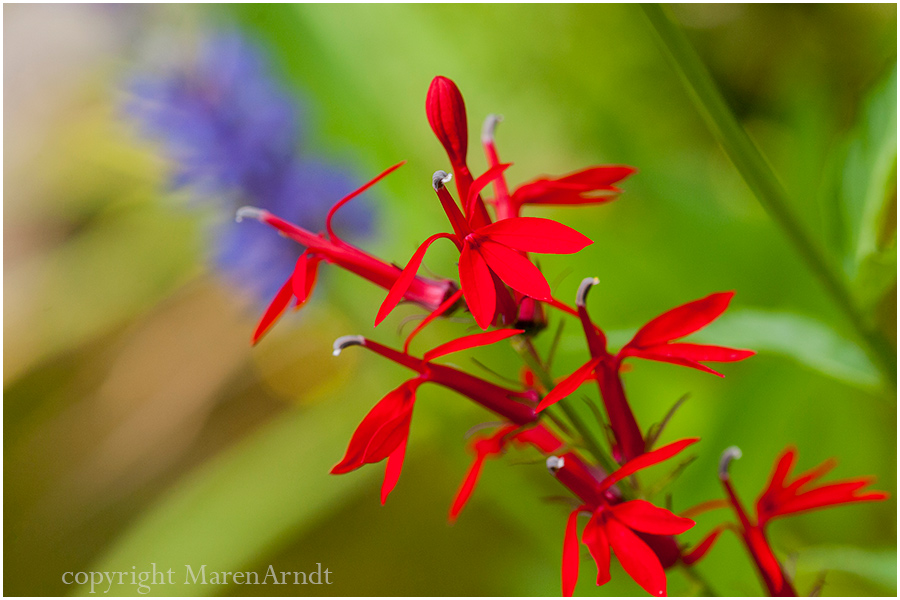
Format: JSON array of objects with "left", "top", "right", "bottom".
[
  {"left": 80, "top": 391, "right": 380, "bottom": 596},
  {"left": 693, "top": 309, "right": 882, "bottom": 391},
  {"left": 795, "top": 545, "right": 897, "bottom": 591},
  {"left": 840, "top": 66, "right": 897, "bottom": 307}
]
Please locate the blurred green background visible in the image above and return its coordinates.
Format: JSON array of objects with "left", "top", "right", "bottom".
[{"left": 4, "top": 3, "right": 896, "bottom": 596}]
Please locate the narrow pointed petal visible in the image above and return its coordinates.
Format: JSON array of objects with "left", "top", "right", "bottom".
[
  {"left": 598, "top": 438, "right": 700, "bottom": 493},
  {"left": 609, "top": 500, "right": 695, "bottom": 535},
  {"left": 790, "top": 458, "right": 838, "bottom": 492},
  {"left": 756, "top": 447, "right": 797, "bottom": 516},
  {"left": 404, "top": 288, "right": 465, "bottom": 354},
  {"left": 449, "top": 454, "right": 489, "bottom": 522},
  {"left": 331, "top": 381, "right": 416, "bottom": 475},
  {"left": 562, "top": 508, "right": 582, "bottom": 597},
  {"left": 629, "top": 292, "right": 735, "bottom": 348},
  {"left": 326, "top": 161, "right": 405, "bottom": 245},
  {"left": 512, "top": 165, "right": 636, "bottom": 206},
  {"left": 381, "top": 435, "right": 408, "bottom": 504},
  {"left": 251, "top": 277, "right": 294, "bottom": 345},
  {"left": 477, "top": 239, "right": 551, "bottom": 300},
  {"left": 537, "top": 358, "right": 602, "bottom": 412},
  {"left": 458, "top": 243, "right": 497, "bottom": 330},
  {"left": 477, "top": 217, "right": 593, "bottom": 254},
  {"left": 776, "top": 479, "right": 889, "bottom": 517},
  {"left": 427, "top": 76, "right": 468, "bottom": 167},
  {"left": 466, "top": 163, "right": 511, "bottom": 218},
  {"left": 626, "top": 349, "right": 725, "bottom": 377},
  {"left": 291, "top": 252, "right": 322, "bottom": 307},
  {"left": 582, "top": 513, "right": 611, "bottom": 586},
  {"left": 640, "top": 343, "right": 755, "bottom": 363},
  {"left": 681, "top": 526, "right": 725, "bottom": 566},
  {"left": 606, "top": 517, "right": 667, "bottom": 597},
  {"left": 375, "top": 232, "right": 455, "bottom": 326},
  {"left": 424, "top": 328, "right": 524, "bottom": 362}
]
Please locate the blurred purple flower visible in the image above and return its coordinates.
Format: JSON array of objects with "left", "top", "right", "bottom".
[{"left": 125, "top": 32, "right": 372, "bottom": 302}]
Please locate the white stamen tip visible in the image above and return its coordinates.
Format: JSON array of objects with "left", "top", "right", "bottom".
[
  {"left": 332, "top": 335, "right": 365, "bottom": 356},
  {"left": 719, "top": 446, "right": 742, "bottom": 480},
  {"left": 432, "top": 170, "right": 453, "bottom": 191},
  {"left": 576, "top": 277, "right": 599, "bottom": 308},
  {"left": 546, "top": 456, "right": 565, "bottom": 474},
  {"left": 235, "top": 206, "right": 265, "bottom": 223},
  {"left": 481, "top": 114, "right": 503, "bottom": 143}
]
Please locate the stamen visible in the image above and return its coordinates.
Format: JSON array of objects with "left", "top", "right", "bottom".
[
  {"left": 235, "top": 206, "right": 265, "bottom": 222},
  {"left": 719, "top": 445, "right": 742, "bottom": 480},
  {"left": 432, "top": 170, "right": 453, "bottom": 191},
  {"left": 481, "top": 114, "right": 503, "bottom": 144},
  {"left": 332, "top": 335, "right": 366, "bottom": 356},
  {"left": 546, "top": 455, "right": 565, "bottom": 474},
  {"left": 576, "top": 277, "right": 600, "bottom": 308}
]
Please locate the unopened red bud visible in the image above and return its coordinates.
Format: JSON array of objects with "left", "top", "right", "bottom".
[{"left": 426, "top": 76, "right": 469, "bottom": 167}]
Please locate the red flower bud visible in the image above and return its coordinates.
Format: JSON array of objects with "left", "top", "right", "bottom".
[{"left": 426, "top": 76, "right": 469, "bottom": 168}]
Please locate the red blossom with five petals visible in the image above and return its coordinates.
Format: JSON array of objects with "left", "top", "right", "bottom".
[{"left": 560, "top": 438, "right": 699, "bottom": 596}]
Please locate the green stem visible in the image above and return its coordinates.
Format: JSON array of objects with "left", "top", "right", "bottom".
[
  {"left": 679, "top": 563, "right": 719, "bottom": 596},
  {"left": 511, "top": 338, "right": 620, "bottom": 477},
  {"left": 640, "top": 3, "right": 896, "bottom": 387}
]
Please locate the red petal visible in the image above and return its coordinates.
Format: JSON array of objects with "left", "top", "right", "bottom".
[
  {"left": 598, "top": 438, "right": 700, "bottom": 493},
  {"left": 466, "top": 163, "right": 511, "bottom": 218},
  {"left": 251, "top": 277, "right": 294, "bottom": 345},
  {"left": 426, "top": 76, "right": 468, "bottom": 167},
  {"left": 789, "top": 457, "right": 838, "bottom": 493},
  {"left": 756, "top": 447, "right": 797, "bottom": 515},
  {"left": 626, "top": 350, "right": 725, "bottom": 377},
  {"left": 331, "top": 381, "right": 417, "bottom": 475},
  {"left": 326, "top": 161, "right": 405, "bottom": 244},
  {"left": 477, "top": 240, "right": 551, "bottom": 300},
  {"left": 681, "top": 526, "right": 725, "bottom": 566},
  {"left": 381, "top": 435, "right": 408, "bottom": 504},
  {"left": 375, "top": 233, "right": 455, "bottom": 326},
  {"left": 537, "top": 358, "right": 601, "bottom": 412},
  {"left": 582, "top": 513, "right": 611, "bottom": 586},
  {"left": 291, "top": 252, "right": 322, "bottom": 307},
  {"left": 458, "top": 243, "right": 497, "bottom": 330},
  {"left": 424, "top": 328, "right": 524, "bottom": 362},
  {"left": 477, "top": 217, "right": 593, "bottom": 254},
  {"left": 448, "top": 454, "right": 488, "bottom": 522},
  {"left": 513, "top": 166, "right": 636, "bottom": 206},
  {"left": 404, "top": 288, "right": 465, "bottom": 354},
  {"left": 629, "top": 292, "right": 735, "bottom": 348},
  {"left": 777, "top": 479, "right": 889, "bottom": 516},
  {"left": 562, "top": 508, "right": 582, "bottom": 597},
  {"left": 609, "top": 500, "right": 695, "bottom": 535},
  {"left": 606, "top": 517, "right": 667, "bottom": 597},
  {"left": 640, "top": 343, "right": 755, "bottom": 363}
]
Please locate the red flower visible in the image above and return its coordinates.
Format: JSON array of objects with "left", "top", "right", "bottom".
[
  {"left": 538, "top": 279, "right": 753, "bottom": 462},
  {"left": 481, "top": 113, "right": 636, "bottom": 221},
  {"left": 559, "top": 438, "right": 699, "bottom": 596},
  {"left": 329, "top": 329, "right": 534, "bottom": 503},
  {"left": 448, "top": 423, "right": 563, "bottom": 522},
  {"left": 685, "top": 446, "right": 889, "bottom": 596},
  {"left": 376, "top": 170, "right": 593, "bottom": 330},
  {"left": 236, "top": 162, "right": 459, "bottom": 344},
  {"left": 755, "top": 446, "right": 889, "bottom": 526}
]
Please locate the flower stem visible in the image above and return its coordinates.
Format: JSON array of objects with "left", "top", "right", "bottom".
[
  {"left": 639, "top": 3, "right": 896, "bottom": 388},
  {"left": 679, "top": 563, "right": 719, "bottom": 596},
  {"left": 512, "top": 338, "right": 620, "bottom": 477}
]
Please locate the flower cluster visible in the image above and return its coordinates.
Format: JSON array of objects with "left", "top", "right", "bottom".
[{"left": 236, "top": 76, "right": 887, "bottom": 596}]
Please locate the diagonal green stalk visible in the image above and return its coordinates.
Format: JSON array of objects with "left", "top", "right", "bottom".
[
  {"left": 640, "top": 3, "right": 896, "bottom": 387},
  {"left": 511, "top": 337, "right": 620, "bottom": 477}
]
